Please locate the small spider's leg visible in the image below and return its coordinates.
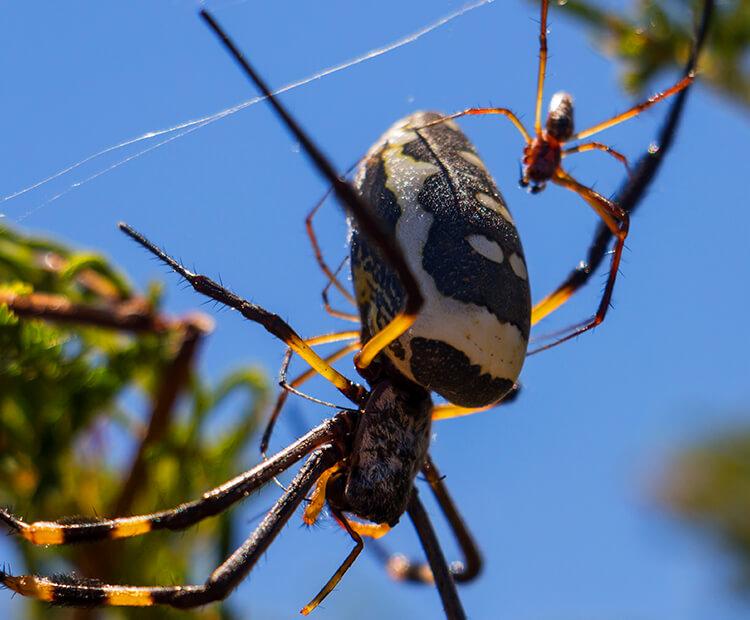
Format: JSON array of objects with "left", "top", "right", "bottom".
[
  {"left": 300, "top": 505, "right": 364, "bottom": 615},
  {"left": 0, "top": 446, "right": 341, "bottom": 608},
  {"left": 120, "top": 223, "right": 368, "bottom": 407},
  {"left": 1, "top": 411, "right": 350, "bottom": 547},
  {"left": 530, "top": 169, "right": 629, "bottom": 353},
  {"left": 306, "top": 187, "right": 357, "bottom": 310},
  {"left": 535, "top": 0, "right": 550, "bottom": 135},
  {"left": 431, "top": 383, "right": 521, "bottom": 421},
  {"left": 562, "top": 142, "right": 632, "bottom": 177},
  {"left": 384, "top": 456, "right": 481, "bottom": 586},
  {"left": 306, "top": 159, "right": 364, "bottom": 317},
  {"left": 572, "top": 73, "right": 694, "bottom": 142},
  {"left": 321, "top": 255, "right": 359, "bottom": 321},
  {"left": 407, "top": 489, "right": 466, "bottom": 620},
  {"left": 425, "top": 108, "right": 532, "bottom": 144},
  {"left": 200, "top": 10, "right": 424, "bottom": 373},
  {"left": 262, "top": 337, "right": 360, "bottom": 454}
]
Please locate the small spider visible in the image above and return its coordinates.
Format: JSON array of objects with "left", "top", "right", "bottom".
[{"left": 428, "top": 0, "right": 698, "bottom": 354}]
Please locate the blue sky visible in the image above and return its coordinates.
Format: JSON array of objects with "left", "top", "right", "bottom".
[{"left": 2, "top": 1, "right": 749, "bottom": 618}]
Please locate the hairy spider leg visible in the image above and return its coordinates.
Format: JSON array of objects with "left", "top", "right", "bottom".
[
  {"left": 119, "top": 223, "right": 369, "bottom": 407},
  {"left": 200, "top": 10, "right": 423, "bottom": 373}
]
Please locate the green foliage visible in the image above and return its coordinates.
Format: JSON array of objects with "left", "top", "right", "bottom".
[
  {"left": 0, "top": 223, "right": 270, "bottom": 620},
  {"left": 553, "top": 0, "right": 750, "bottom": 106},
  {"left": 660, "top": 425, "right": 750, "bottom": 589}
]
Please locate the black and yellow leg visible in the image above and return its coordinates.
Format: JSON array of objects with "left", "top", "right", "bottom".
[
  {"left": 1, "top": 446, "right": 340, "bottom": 608},
  {"left": 120, "top": 223, "right": 368, "bottom": 408},
  {"left": 261, "top": 335, "right": 360, "bottom": 454},
  {"left": 0, "top": 412, "right": 346, "bottom": 547},
  {"left": 301, "top": 505, "right": 364, "bottom": 615},
  {"left": 406, "top": 489, "right": 466, "bottom": 620},
  {"left": 199, "top": 10, "right": 424, "bottom": 376},
  {"left": 529, "top": 168, "right": 629, "bottom": 353}
]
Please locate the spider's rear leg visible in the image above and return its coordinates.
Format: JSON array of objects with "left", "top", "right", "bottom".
[
  {"left": 1, "top": 446, "right": 341, "bottom": 608},
  {"left": 368, "top": 456, "right": 481, "bottom": 588},
  {"left": 407, "top": 489, "right": 466, "bottom": 620},
  {"left": 0, "top": 412, "right": 347, "bottom": 547}
]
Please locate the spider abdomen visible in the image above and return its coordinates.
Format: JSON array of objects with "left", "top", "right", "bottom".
[{"left": 351, "top": 112, "right": 531, "bottom": 408}]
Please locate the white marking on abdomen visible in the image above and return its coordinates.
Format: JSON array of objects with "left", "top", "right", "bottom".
[
  {"left": 475, "top": 191, "right": 513, "bottom": 224},
  {"left": 509, "top": 253, "right": 528, "bottom": 280},
  {"left": 467, "top": 234, "right": 504, "bottom": 264}
]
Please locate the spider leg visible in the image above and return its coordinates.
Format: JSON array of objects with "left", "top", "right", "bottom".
[
  {"left": 534, "top": 0, "right": 550, "bottom": 135},
  {"left": 300, "top": 505, "right": 364, "bottom": 615},
  {"left": 407, "top": 489, "right": 466, "bottom": 620},
  {"left": 529, "top": 168, "right": 629, "bottom": 353},
  {"left": 383, "top": 456, "right": 481, "bottom": 587},
  {"left": 525, "top": 0, "right": 712, "bottom": 338},
  {"left": 262, "top": 337, "right": 360, "bottom": 455},
  {"left": 572, "top": 73, "right": 694, "bottom": 142},
  {"left": 306, "top": 186, "right": 358, "bottom": 312},
  {"left": 1, "top": 410, "right": 351, "bottom": 546},
  {"left": 305, "top": 160, "right": 365, "bottom": 320},
  {"left": 562, "top": 142, "right": 632, "bottom": 177},
  {"left": 425, "top": 107, "right": 531, "bottom": 144},
  {"left": 119, "top": 223, "right": 368, "bottom": 407},
  {"left": 1, "top": 446, "right": 340, "bottom": 608},
  {"left": 200, "top": 10, "right": 424, "bottom": 373},
  {"left": 322, "top": 256, "right": 360, "bottom": 321},
  {"left": 431, "top": 383, "right": 521, "bottom": 421}
]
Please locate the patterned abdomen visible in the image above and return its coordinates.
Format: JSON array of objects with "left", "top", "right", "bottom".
[{"left": 351, "top": 112, "right": 531, "bottom": 408}]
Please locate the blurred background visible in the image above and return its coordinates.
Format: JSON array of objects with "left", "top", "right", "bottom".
[{"left": 1, "top": 0, "right": 749, "bottom": 618}]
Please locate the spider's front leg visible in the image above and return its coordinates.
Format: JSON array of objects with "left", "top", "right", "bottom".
[{"left": 119, "top": 222, "right": 368, "bottom": 408}]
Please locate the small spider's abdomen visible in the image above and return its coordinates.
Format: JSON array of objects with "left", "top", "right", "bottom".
[
  {"left": 546, "top": 91, "right": 575, "bottom": 142},
  {"left": 351, "top": 112, "right": 531, "bottom": 407}
]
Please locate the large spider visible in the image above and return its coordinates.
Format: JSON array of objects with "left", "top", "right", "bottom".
[{"left": 0, "top": 2, "right": 711, "bottom": 618}]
